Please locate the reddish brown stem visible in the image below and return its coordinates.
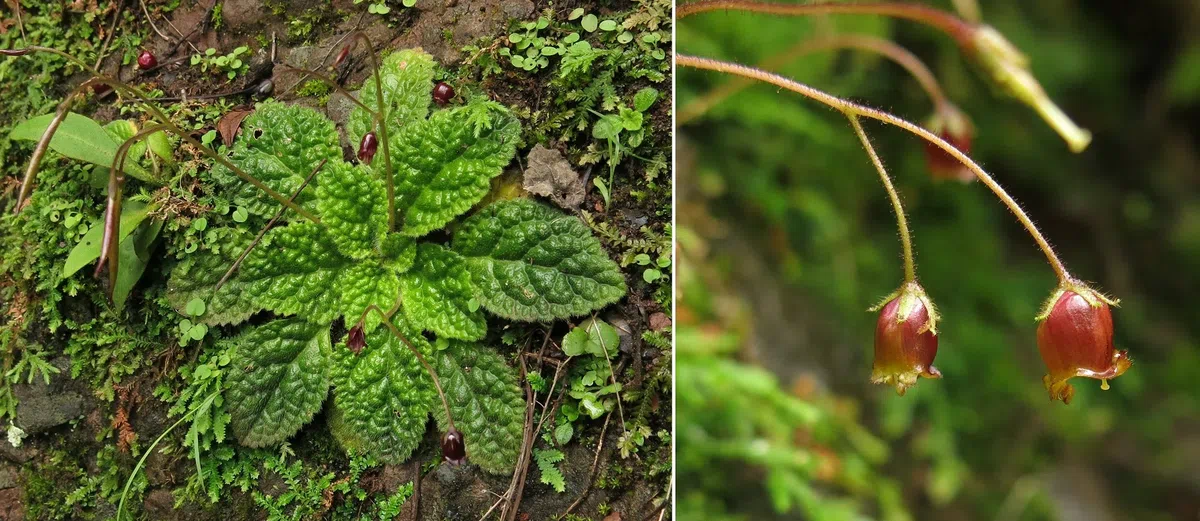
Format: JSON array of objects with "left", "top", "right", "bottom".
[{"left": 676, "top": 0, "right": 977, "bottom": 48}]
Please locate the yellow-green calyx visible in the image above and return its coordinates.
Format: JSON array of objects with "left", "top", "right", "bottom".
[
  {"left": 971, "top": 25, "right": 1092, "bottom": 153},
  {"left": 1035, "top": 279, "right": 1120, "bottom": 322}
]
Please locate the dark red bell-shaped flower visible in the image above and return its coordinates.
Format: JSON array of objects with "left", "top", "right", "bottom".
[
  {"left": 432, "top": 82, "right": 454, "bottom": 106},
  {"left": 137, "top": 50, "right": 157, "bottom": 70},
  {"left": 347, "top": 324, "right": 366, "bottom": 355},
  {"left": 871, "top": 282, "right": 941, "bottom": 395},
  {"left": 357, "top": 132, "right": 378, "bottom": 164},
  {"left": 441, "top": 427, "right": 466, "bottom": 465},
  {"left": 923, "top": 103, "right": 974, "bottom": 183},
  {"left": 1036, "top": 284, "right": 1131, "bottom": 404}
]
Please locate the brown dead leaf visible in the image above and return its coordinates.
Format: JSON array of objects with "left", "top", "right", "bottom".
[
  {"left": 218, "top": 108, "right": 254, "bottom": 147},
  {"left": 603, "top": 512, "right": 622, "bottom": 521}
]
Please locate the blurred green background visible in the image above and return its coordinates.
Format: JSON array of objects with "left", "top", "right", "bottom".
[{"left": 676, "top": 1, "right": 1200, "bottom": 520}]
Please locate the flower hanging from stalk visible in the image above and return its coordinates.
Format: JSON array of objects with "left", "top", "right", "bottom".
[
  {"left": 871, "top": 281, "right": 942, "bottom": 395},
  {"left": 1036, "top": 282, "right": 1131, "bottom": 404}
]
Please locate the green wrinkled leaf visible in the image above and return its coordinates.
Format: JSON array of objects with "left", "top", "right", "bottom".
[
  {"left": 316, "top": 161, "right": 388, "bottom": 259},
  {"left": 330, "top": 317, "right": 434, "bottom": 463},
  {"left": 433, "top": 341, "right": 526, "bottom": 474},
  {"left": 166, "top": 229, "right": 261, "bottom": 326},
  {"left": 348, "top": 49, "right": 436, "bottom": 146},
  {"left": 400, "top": 244, "right": 486, "bottom": 340},
  {"left": 113, "top": 218, "right": 164, "bottom": 310},
  {"left": 240, "top": 222, "right": 352, "bottom": 324},
  {"left": 338, "top": 262, "right": 400, "bottom": 333},
  {"left": 10, "top": 112, "right": 152, "bottom": 181},
  {"left": 226, "top": 319, "right": 331, "bottom": 447},
  {"left": 212, "top": 102, "right": 341, "bottom": 217},
  {"left": 453, "top": 199, "right": 626, "bottom": 321},
  {"left": 391, "top": 106, "right": 520, "bottom": 237}
]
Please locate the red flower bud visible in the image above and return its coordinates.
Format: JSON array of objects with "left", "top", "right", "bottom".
[
  {"left": 441, "top": 427, "right": 466, "bottom": 465},
  {"left": 871, "top": 282, "right": 941, "bottom": 395},
  {"left": 432, "top": 82, "right": 454, "bottom": 106},
  {"left": 347, "top": 324, "right": 366, "bottom": 354},
  {"left": 137, "top": 50, "right": 157, "bottom": 70},
  {"left": 357, "top": 132, "right": 378, "bottom": 164},
  {"left": 923, "top": 103, "right": 975, "bottom": 183},
  {"left": 333, "top": 44, "right": 352, "bottom": 68},
  {"left": 1, "top": 48, "right": 31, "bottom": 56},
  {"left": 1036, "top": 285, "right": 1131, "bottom": 404}
]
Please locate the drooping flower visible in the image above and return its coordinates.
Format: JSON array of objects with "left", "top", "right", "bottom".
[
  {"left": 441, "top": 427, "right": 466, "bottom": 465},
  {"left": 432, "top": 82, "right": 455, "bottom": 106},
  {"left": 924, "top": 103, "right": 975, "bottom": 183},
  {"left": 347, "top": 324, "right": 366, "bottom": 354},
  {"left": 357, "top": 132, "right": 378, "bottom": 164},
  {"left": 871, "top": 281, "right": 941, "bottom": 395},
  {"left": 1036, "top": 283, "right": 1131, "bottom": 404},
  {"left": 137, "top": 50, "right": 157, "bottom": 70}
]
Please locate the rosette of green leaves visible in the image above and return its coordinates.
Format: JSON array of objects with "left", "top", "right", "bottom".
[{"left": 167, "top": 48, "right": 626, "bottom": 472}]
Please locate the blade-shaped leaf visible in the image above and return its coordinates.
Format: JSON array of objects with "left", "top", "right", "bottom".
[
  {"left": 62, "top": 200, "right": 155, "bottom": 278},
  {"left": 433, "top": 341, "right": 526, "bottom": 474},
  {"left": 212, "top": 102, "right": 341, "bottom": 217},
  {"left": 347, "top": 48, "right": 436, "bottom": 146},
  {"left": 225, "top": 319, "right": 331, "bottom": 447},
  {"left": 330, "top": 317, "right": 434, "bottom": 463},
  {"left": 10, "top": 112, "right": 152, "bottom": 181},
  {"left": 400, "top": 244, "right": 486, "bottom": 341},
  {"left": 391, "top": 107, "right": 520, "bottom": 237},
  {"left": 452, "top": 199, "right": 626, "bottom": 321},
  {"left": 112, "top": 218, "right": 164, "bottom": 310}
]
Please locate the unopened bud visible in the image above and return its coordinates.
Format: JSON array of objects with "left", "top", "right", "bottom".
[
  {"left": 432, "top": 82, "right": 454, "bottom": 106},
  {"left": 347, "top": 324, "right": 366, "bottom": 354},
  {"left": 137, "top": 50, "right": 157, "bottom": 70},
  {"left": 357, "top": 132, "right": 378, "bottom": 164},
  {"left": 441, "top": 427, "right": 466, "bottom": 465}
]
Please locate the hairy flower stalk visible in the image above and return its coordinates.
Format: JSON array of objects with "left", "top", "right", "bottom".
[
  {"left": 849, "top": 115, "right": 942, "bottom": 392},
  {"left": 677, "top": 54, "right": 1072, "bottom": 283},
  {"left": 1035, "top": 282, "right": 1131, "bottom": 404},
  {"left": 678, "top": 1, "right": 1091, "bottom": 152},
  {"left": 679, "top": 53, "right": 1129, "bottom": 398},
  {"left": 679, "top": 34, "right": 951, "bottom": 127}
]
